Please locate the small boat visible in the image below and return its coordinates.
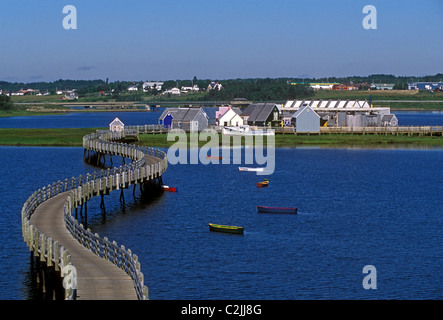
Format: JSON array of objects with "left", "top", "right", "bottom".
[
  {"left": 239, "top": 167, "right": 264, "bottom": 172},
  {"left": 256, "top": 206, "right": 298, "bottom": 214},
  {"left": 256, "top": 179, "right": 269, "bottom": 188},
  {"left": 209, "top": 223, "right": 244, "bottom": 234},
  {"left": 162, "top": 185, "right": 177, "bottom": 192},
  {"left": 206, "top": 155, "right": 222, "bottom": 160}
]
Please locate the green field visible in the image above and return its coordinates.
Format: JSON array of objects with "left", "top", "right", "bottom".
[
  {"left": 0, "top": 129, "right": 441, "bottom": 148},
  {"left": 0, "top": 128, "right": 102, "bottom": 146}
]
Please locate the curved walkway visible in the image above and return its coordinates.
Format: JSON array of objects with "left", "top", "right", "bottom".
[{"left": 22, "top": 130, "right": 168, "bottom": 300}]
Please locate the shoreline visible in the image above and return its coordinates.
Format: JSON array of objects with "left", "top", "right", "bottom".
[{"left": 0, "top": 128, "right": 441, "bottom": 148}]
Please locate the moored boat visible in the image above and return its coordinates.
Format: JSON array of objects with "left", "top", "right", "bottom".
[
  {"left": 209, "top": 223, "right": 244, "bottom": 234},
  {"left": 206, "top": 155, "right": 222, "bottom": 160},
  {"left": 256, "top": 179, "right": 269, "bottom": 188},
  {"left": 162, "top": 185, "right": 177, "bottom": 192},
  {"left": 239, "top": 167, "right": 264, "bottom": 172},
  {"left": 256, "top": 205, "right": 297, "bottom": 214}
]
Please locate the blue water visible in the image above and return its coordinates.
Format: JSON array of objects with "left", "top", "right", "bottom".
[
  {"left": 1, "top": 146, "right": 442, "bottom": 300},
  {"left": 0, "top": 110, "right": 163, "bottom": 128}
]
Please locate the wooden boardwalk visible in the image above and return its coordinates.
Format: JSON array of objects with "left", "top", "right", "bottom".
[
  {"left": 30, "top": 192, "right": 137, "bottom": 300},
  {"left": 22, "top": 130, "right": 168, "bottom": 300}
]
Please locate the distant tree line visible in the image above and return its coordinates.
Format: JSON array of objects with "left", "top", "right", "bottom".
[
  {"left": 202, "top": 78, "right": 314, "bottom": 101},
  {"left": 1, "top": 73, "right": 442, "bottom": 101}
]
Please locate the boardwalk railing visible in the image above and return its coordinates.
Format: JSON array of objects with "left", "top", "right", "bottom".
[
  {"left": 22, "top": 129, "right": 167, "bottom": 300},
  {"left": 319, "top": 126, "right": 443, "bottom": 135}
]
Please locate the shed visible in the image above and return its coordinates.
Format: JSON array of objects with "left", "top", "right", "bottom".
[
  {"left": 291, "top": 105, "right": 320, "bottom": 133},
  {"left": 240, "top": 103, "right": 280, "bottom": 127},
  {"left": 109, "top": 117, "right": 124, "bottom": 132},
  {"left": 381, "top": 114, "right": 398, "bottom": 127}
]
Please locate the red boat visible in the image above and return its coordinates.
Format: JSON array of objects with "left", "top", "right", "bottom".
[
  {"left": 256, "top": 179, "right": 269, "bottom": 188},
  {"left": 206, "top": 155, "right": 222, "bottom": 160},
  {"left": 256, "top": 206, "right": 297, "bottom": 214},
  {"left": 162, "top": 185, "right": 177, "bottom": 192}
]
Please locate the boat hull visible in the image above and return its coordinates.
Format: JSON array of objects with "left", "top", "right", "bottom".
[
  {"left": 256, "top": 206, "right": 297, "bottom": 214},
  {"left": 256, "top": 181, "right": 269, "bottom": 188},
  {"left": 162, "top": 185, "right": 177, "bottom": 192},
  {"left": 209, "top": 223, "right": 244, "bottom": 234},
  {"left": 239, "top": 167, "right": 264, "bottom": 172}
]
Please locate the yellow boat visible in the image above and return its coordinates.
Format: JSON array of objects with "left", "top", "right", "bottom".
[{"left": 209, "top": 223, "right": 244, "bottom": 234}]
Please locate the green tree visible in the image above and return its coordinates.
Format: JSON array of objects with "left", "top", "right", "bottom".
[{"left": 0, "top": 94, "right": 14, "bottom": 111}]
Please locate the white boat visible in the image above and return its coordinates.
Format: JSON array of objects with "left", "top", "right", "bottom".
[
  {"left": 223, "top": 126, "right": 275, "bottom": 136},
  {"left": 238, "top": 167, "right": 264, "bottom": 172}
]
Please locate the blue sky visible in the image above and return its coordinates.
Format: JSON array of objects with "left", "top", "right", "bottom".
[{"left": 0, "top": 0, "right": 442, "bottom": 82}]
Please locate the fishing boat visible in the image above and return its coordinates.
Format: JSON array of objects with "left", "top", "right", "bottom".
[
  {"left": 209, "top": 223, "right": 244, "bottom": 234},
  {"left": 239, "top": 167, "right": 264, "bottom": 172},
  {"left": 206, "top": 155, "right": 222, "bottom": 160},
  {"left": 256, "top": 206, "right": 298, "bottom": 214},
  {"left": 162, "top": 185, "right": 177, "bottom": 192},
  {"left": 256, "top": 179, "right": 269, "bottom": 188}
]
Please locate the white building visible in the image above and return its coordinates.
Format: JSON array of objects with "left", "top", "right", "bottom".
[
  {"left": 143, "top": 81, "right": 164, "bottom": 92},
  {"left": 181, "top": 85, "right": 199, "bottom": 93},
  {"left": 128, "top": 85, "right": 138, "bottom": 91},
  {"left": 109, "top": 117, "right": 124, "bottom": 132},
  {"left": 163, "top": 87, "right": 181, "bottom": 95},
  {"left": 218, "top": 108, "right": 243, "bottom": 127}
]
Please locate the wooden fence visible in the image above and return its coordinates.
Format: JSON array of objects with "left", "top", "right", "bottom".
[{"left": 22, "top": 129, "right": 168, "bottom": 300}]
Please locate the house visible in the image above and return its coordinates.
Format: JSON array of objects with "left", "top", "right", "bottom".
[
  {"left": 207, "top": 81, "right": 223, "bottom": 91},
  {"left": 110, "top": 117, "right": 124, "bottom": 132},
  {"left": 180, "top": 85, "right": 199, "bottom": 93},
  {"left": 128, "top": 85, "right": 138, "bottom": 91},
  {"left": 143, "top": 81, "right": 164, "bottom": 92},
  {"left": 65, "top": 91, "right": 78, "bottom": 100},
  {"left": 240, "top": 103, "right": 280, "bottom": 127},
  {"left": 372, "top": 83, "right": 395, "bottom": 90},
  {"left": 218, "top": 107, "right": 243, "bottom": 127},
  {"left": 158, "top": 107, "right": 208, "bottom": 132},
  {"left": 291, "top": 105, "right": 320, "bottom": 133},
  {"left": 381, "top": 114, "right": 398, "bottom": 127},
  {"left": 163, "top": 87, "right": 181, "bottom": 95}
]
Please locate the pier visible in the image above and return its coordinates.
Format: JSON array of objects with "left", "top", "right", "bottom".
[{"left": 21, "top": 129, "right": 168, "bottom": 300}]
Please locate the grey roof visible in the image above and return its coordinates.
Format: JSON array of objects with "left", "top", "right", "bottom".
[
  {"left": 159, "top": 107, "right": 206, "bottom": 121},
  {"left": 241, "top": 103, "right": 277, "bottom": 122},
  {"left": 381, "top": 114, "right": 396, "bottom": 121},
  {"left": 292, "top": 105, "right": 320, "bottom": 119}
]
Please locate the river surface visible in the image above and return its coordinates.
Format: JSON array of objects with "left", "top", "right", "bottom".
[
  {"left": 0, "top": 145, "right": 442, "bottom": 300},
  {"left": 0, "top": 111, "right": 442, "bottom": 300}
]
